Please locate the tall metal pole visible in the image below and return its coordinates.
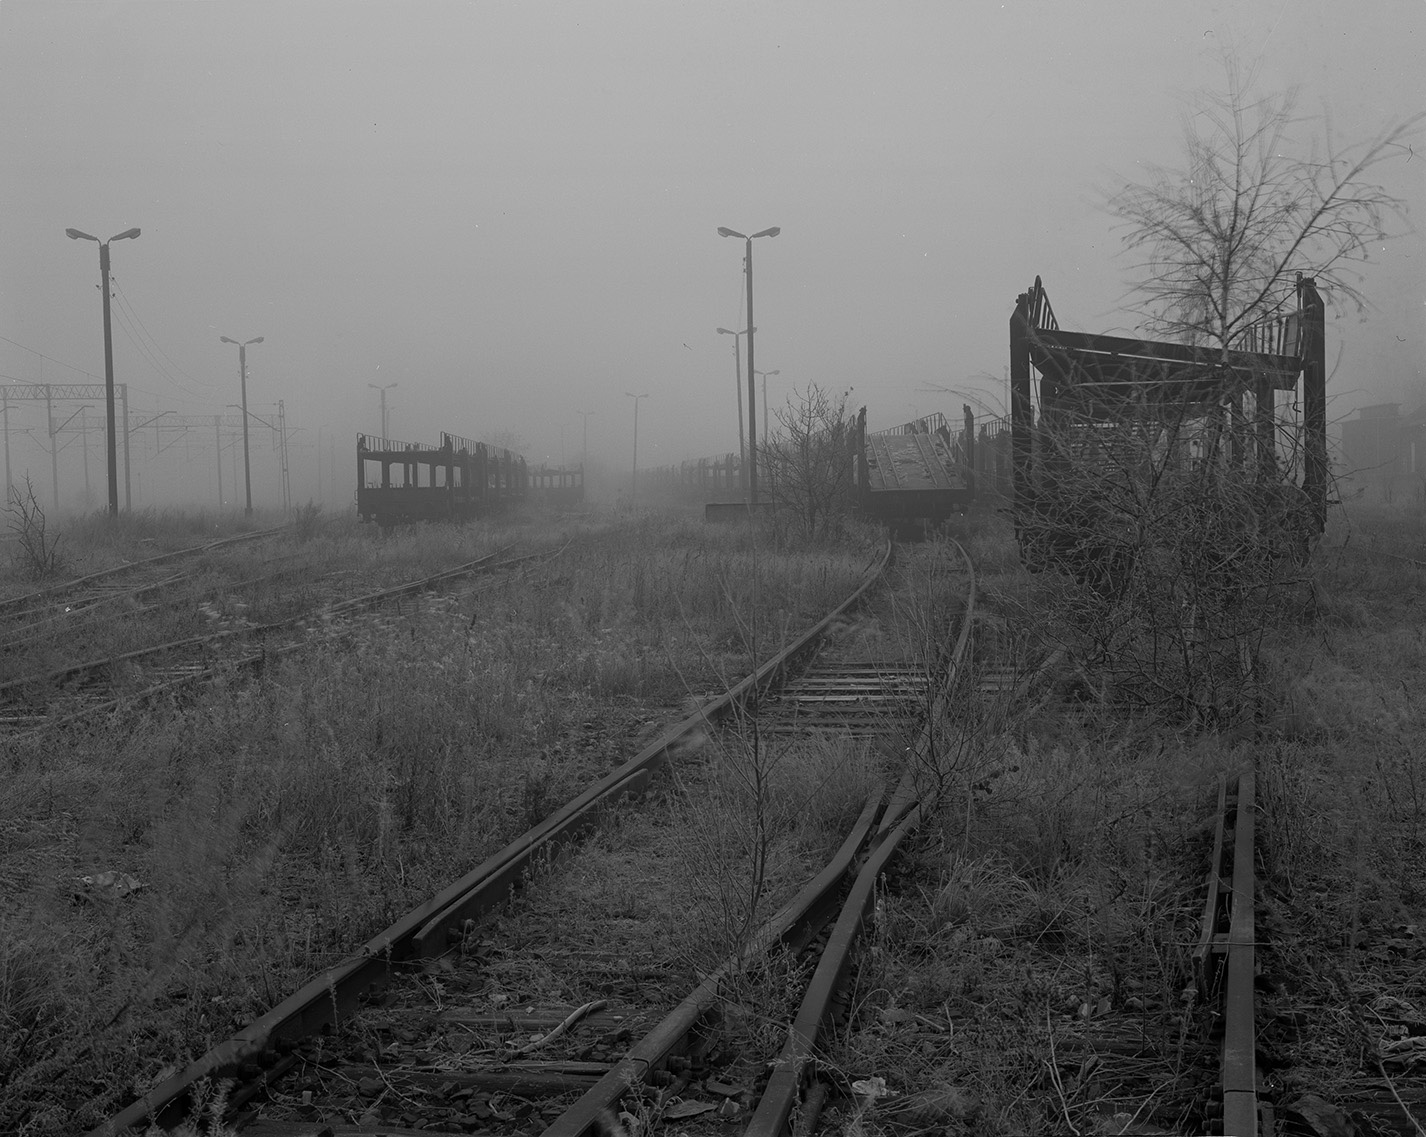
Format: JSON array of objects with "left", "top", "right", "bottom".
[
  {"left": 744, "top": 238, "right": 758, "bottom": 503},
  {"left": 222, "top": 335, "right": 263, "bottom": 516},
  {"left": 46, "top": 387, "right": 57, "bottom": 513},
  {"left": 67, "top": 227, "right": 138, "bottom": 514},
  {"left": 577, "top": 410, "right": 593, "bottom": 471},
  {"left": 756, "top": 369, "right": 780, "bottom": 454},
  {"left": 80, "top": 410, "right": 90, "bottom": 503},
  {"left": 215, "top": 414, "right": 223, "bottom": 507},
  {"left": 99, "top": 242, "right": 118, "bottom": 515},
  {"left": 717, "top": 226, "right": 778, "bottom": 504},
  {"left": 1, "top": 389, "right": 10, "bottom": 506},
  {"left": 370, "top": 382, "right": 397, "bottom": 441},
  {"left": 717, "top": 327, "right": 753, "bottom": 493},
  {"left": 121, "top": 384, "right": 131, "bottom": 511},
  {"left": 625, "top": 392, "right": 647, "bottom": 504},
  {"left": 239, "top": 343, "right": 253, "bottom": 515}
]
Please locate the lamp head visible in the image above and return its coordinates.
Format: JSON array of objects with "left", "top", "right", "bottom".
[
  {"left": 248, "top": 336, "right": 264, "bottom": 345},
  {"left": 751, "top": 226, "right": 781, "bottom": 239},
  {"left": 65, "top": 228, "right": 98, "bottom": 242},
  {"left": 716, "top": 227, "right": 745, "bottom": 239},
  {"left": 220, "top": 336, "right": 238, "bottom": 345},
  {"left": 111, "top": 228, "right": 141, "bottom": 241}
]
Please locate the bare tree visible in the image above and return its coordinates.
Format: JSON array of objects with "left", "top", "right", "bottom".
[
  {"left": 763, "top": 384, "right": 855, "bottom": 539},
  {"left": 1106, "top": 56, "right": 1421, "bottom": 350}
]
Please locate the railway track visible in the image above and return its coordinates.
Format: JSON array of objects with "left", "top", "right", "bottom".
[
  {"left": 1204, "top": 771, "right": 1426, "bottom": 1137},
  {"left": 0, "top": 541, "right": 561, "bottom": 737},
  {"left": 87, "top": 536, "right": 981, "bottom": 1136},
  {"left": 0, "top": 525, "right": 289, "bottom": 635}
]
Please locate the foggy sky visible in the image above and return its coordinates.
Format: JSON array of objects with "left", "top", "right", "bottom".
[{"left": 1, "top": 1, "right": 1422, "bottom": 510}]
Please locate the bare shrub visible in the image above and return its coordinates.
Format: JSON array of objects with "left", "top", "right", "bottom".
[
  {"left": 1028, "top": 396, "right": 1314, "bottom": 727},
  {"left": 762, "top": 384, "right": 856, "bottom": 540},
  {"left": 6, "top": 476, "right": 64, "bottom": 581}
]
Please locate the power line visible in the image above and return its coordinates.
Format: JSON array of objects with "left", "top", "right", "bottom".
[
  {"left": 0, "top": 333, "right": 103, "bottom": 382},
  {"left": 108, "top": 274, "right": 221, "bottom": 400}
]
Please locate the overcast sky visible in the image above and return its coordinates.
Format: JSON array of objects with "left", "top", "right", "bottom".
[{"left": 0, "top": 1, "right": 1421, "bottom": 508}]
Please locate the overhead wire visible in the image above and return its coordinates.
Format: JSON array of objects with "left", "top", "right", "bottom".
[
  {"left": 107, "top": 273, "right": 223, "bottom": 402},
  {"left": 0, "top": 334, "right": 103, "bottom": 383}
]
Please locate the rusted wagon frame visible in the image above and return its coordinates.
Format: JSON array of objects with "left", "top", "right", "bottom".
[
  {"left": 0, "top": 524, "right": 287, "bottom": 618},
  {"left": 1221, "top": 772, "right": 1257, "bottom": 1137},
  {"left": 89, "top": 537, "right": 892, "bottom": 1136},
  {"left": 541, "top": 793, "right": 886, "bottom": 1137}
]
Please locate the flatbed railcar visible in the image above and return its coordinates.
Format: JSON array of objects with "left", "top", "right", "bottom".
[{"left": 356, "top": 432, "right": 532, "bottom": 526}]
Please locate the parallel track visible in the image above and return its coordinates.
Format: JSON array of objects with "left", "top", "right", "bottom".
[
  {"left": 1, "top": 542, "right": 558, "bottom": 737},
  {"left": 89, "top": 537, "right": 982, "bottom": 1136}
]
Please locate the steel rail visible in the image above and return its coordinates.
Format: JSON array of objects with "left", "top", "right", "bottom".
[
  {"left": 545, "top": 539, "right": 977, "bottom": 1137},
  {"left": 746, "top": 537, "right": 977, "bottom": 1134},
  {"left": 87, "top": 536, "right": 894, "bottom": 1136},
  {"left": 540, "top": 793, "right": 887, "bottom": 1137},
  {"left": 0, "top": 524, "right": 288, "bottom": 618},
  {"left": 1221, "top": 771, "right": 1257, "bottom": 1137},
  {"left": 2, "top": 545, "right": 549, "bottom": 740},
  {"left": 0, "top": 544, "right": 527, "bottom": 721}
]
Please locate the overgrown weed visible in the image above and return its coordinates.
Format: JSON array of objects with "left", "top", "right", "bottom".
[{"left": 0, "top": 506, "right": 879, "bottom": 1133}]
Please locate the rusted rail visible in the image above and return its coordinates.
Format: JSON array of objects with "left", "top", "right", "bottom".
[
  {"left": 89, "top": 537, "right": 897, "bottom": 1135},
  {"left": 0, "top": 524, "right": 288, "bottom": 620},
  {"left": 1, "top": 543, "right": 550, "bottom": 737},
  {"left": 1199, "top": 772, "right": 1257, "bottom": 1137}
]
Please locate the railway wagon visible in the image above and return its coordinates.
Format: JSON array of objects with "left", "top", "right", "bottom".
[
  {"left": 853, "top": 408, "right": 978, "bottom": 522},
  {"left": 1009, "top": 273, "right": 1326, "bottom": 571},
  {"left": 356, "top": 432, "right": 529, "bottom": 526},
  {"left": 529, "top": 465, "right": 586, "bottom": 509}
]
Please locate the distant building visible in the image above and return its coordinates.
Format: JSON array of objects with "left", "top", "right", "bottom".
[{"left": 1338, "top": 402, "right": 1426, "bottom": 500}]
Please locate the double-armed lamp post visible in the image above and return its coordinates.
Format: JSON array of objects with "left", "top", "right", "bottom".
[
  {"left": 625, "top": 392, "right": 648, "bottom": 504},
  {"left": 754, "top": 369, "right": 780, "bottom": 454},
  {"left": 220, "top": 335, "right": 264, "bottom": 516},
  {"left": 369, "top": 381, "right": 398, "bottom": 440},
  {"left": 65, "top": 226, "right": 140, "bottom": 516},
  {"left": 716, "top": 226, "right": 779, "bottom": 502},
  {"left": 716, "top": 326, "right": 755, "bottom": 487}
]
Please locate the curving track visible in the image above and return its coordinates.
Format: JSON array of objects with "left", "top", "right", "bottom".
[{"left": 87, "top": 537, "right": 982, "bottom": 1136}]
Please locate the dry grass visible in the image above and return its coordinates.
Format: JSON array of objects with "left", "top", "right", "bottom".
[{"left": 0, "top": 506, "right": 878, "bottom": 1135}]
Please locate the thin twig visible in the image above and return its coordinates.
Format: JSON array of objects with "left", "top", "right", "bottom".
[{"left": 506, "top": 998, "right": 608, "bottom": 1056}]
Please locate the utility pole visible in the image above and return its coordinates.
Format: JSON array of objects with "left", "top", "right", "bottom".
[
  {"left": 625, "top": 393, "right": 647, "bottom": 504},
  {"left": 0, "top": 389, "right": 11, "bottom": 506},
  {"left": 717, "top": 327, "right": 755, "bottom": 493},
  {"left": 277, "top": 399, "right": 290, "bottom": 514},
  {"left": 215, "top": 415, "right": 224, "bottom": 508},
  {"left": 370, "top": 382, "right": 397, "bottom": 440},
  {"left": 716, "top": 226, "right": 780, "bottom": 502},
  {"left": 576, "top": 411, "right": 594, "bottom": 472},
  {"left": 220, "top": 335, "right": 263, "bottom": 516},
  {"left": 65, "top": 225, "right": 140, "bottom": 516}
]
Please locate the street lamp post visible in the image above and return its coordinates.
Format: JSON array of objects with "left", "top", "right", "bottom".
[
  {"left": 625, "top": 392, "right": 648, "bottom": 504},
  {"left": 716, "top": 226, "right": 780, "bottom": 503},
  {"left": 754, "top": 369, "right": 781, "bottom": 455},
  {"left": 369, "top": 381, "right": 398, "bottom": 440},
  {"left": 220, "top": 335, "right": 264, "bottom": 516},
  {"left": 716, "top": 326, "right": 755, "bottom": 491},
  {"left": 66, "top": 226, "right": 140, "bottom": 516},
  {"left": 576, "top": 410, "right": 594, "bottom": 472}
]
